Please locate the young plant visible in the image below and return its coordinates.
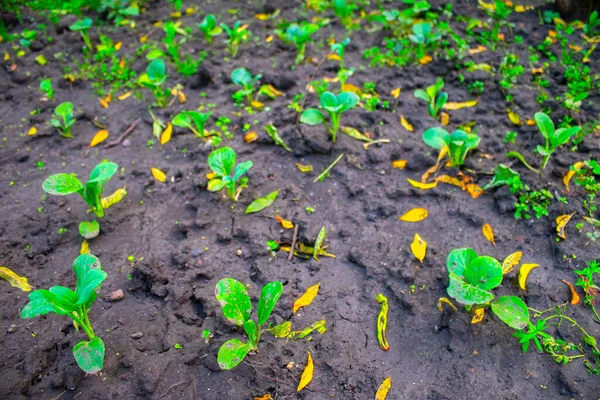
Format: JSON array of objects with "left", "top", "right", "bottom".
[
  {"left": 508, "top": 112, "right": 581, "bottom": 173},
  {"left": 408, "top": 22, "right": 440, "bottom": 58},
  {"left": 51, "top": 102, "right": 76, "bottom": 138},
  {"left": 198, "top": 14, "right": 222, "bottom": 43},
  {"left": 207, "top": 147, "right": 253, "bottom": 202},
  {"left": 172, "top": 110, "right": 212, "bottom": 139},
  {"left": 446, "top": 248, "right": 530, "bottom": 330},
  {"left": 40, "top": 78, "right": 55, "bottom": 101},
  {"left": 282, "top": 22, "right": 319, "bottom": 64},
  {"left": 584, "top": 11, "right": 600, "bottom": 36},
  {"left": 575, "top": 259, "right": 600, "bottom": 322},
  {"left": 139, "top": 59, "right": 171, "bottom": 108},
  {"left": 331, "top": 38, "right": 353, "bottom": 89},
  {"left": 231, "top": 68, "right": 262, "bottom": 105},
  {"left": 333, "top": 0, "right": 357, "bottom": 28},
  {"left": 220, "top": 21, "right": 249, "bottom": 57},
  {"left": 69, "top": 18, "right": 94, "bottom": 54},
  {"left": 21, "top": 254, "right": 107, "bottom": 374},
  {"left": 414, "top": 78, "right": 448, "bottom": 119},
  {"left": 422, "top": 127, "right": 480, "bottom": 167},
  {"left": 99, "top": 0, "right": 139, "bottom": 25},
  {"left": 300, "top": 91, "right": 360, "bottom": 142},
  {"left": 215, "top": 278, "right": 283, "bottom": 370}
]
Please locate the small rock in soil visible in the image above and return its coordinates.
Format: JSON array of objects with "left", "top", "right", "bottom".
[
  {"left": 104, "top": 289, "right": 124, "bottom": 302},
  {"left": 7, "top": 324, "right": 17, "bottom": 333},
  {"left": 130, "top": 331, "right": 144, "bottom": 339}
]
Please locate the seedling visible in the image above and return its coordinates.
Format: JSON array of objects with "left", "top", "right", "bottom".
[
  {"left": 21, "top": 254, "right": 107, "bottom": 374},
  {"left": 333, "top": 0, "right": 357, "bottom": 28},
  {"left": 207, "top": 147, "right": 253, "bottom": 202},
  {"left": 408, "top": 22, "right": 440, "bottom": 58},
  {"left": 220, "top": 21, "right": 249, "bottom": 57},
  {"left": 282, "top": 22, "right": 319, "bottom": 64},
  {"left": 69, "top": 18, "right": 93, "bottom": 54},
  {"left": 231, "top": 68, "right": 262, "bottom": 105},
  {"left": 300, "top": 91, "right": 360, "bottom": 142},
  {"left": 331, "top": 38, "right": 353, "bottom": 89},
  {"left": 584, "top": 11, "right": 600, "bottom": 36},
  {"left": 575, "top": 259, "right": 600, "bottom": 322},
  {"left": 99, "top": 0, "right": 139, "bottom": 25},
  {"left": 422, "top": 127, "right": 480, "bottom": 167},
  {"left": 198, "top": 14, "right": 222, "bottom": 43},
  {"left": 172, "top": 110, "right": 212, "bottom": 139},
  {"left": 139, "top": 59, "right": 171, "bottom": 108},
  {"left": 51, "top": 102, "right": 76, "bottom": 138},
  {"left": 215, "top": 278, "right": 283, "bottom": 370},
  {"left": 414, "top": 78, "right": 448, "bottom": 119},
  {"left": 40, "top": 78, "right": 55, "bottom": 101},
  {"left": 508, "top": 112, "right": 581, "bottom": 173}
]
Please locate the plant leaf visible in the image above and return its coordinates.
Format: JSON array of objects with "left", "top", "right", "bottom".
[
  {"left": 297, "top": 352, "right": 314, "bottom": 392},
  {"left": 245, "top": 190, "right": 279, "bottom": 214},
  {"left": 407, "top": 178, "right": 437, "bottom": 190},
  {"left": 313, "top": 227, "right": 326, "bottom": 261},
  {"left": 491, "top": 296, "right": 529, "bottom": 330},
  {"left": 151, "top": 167, "right": 167, "bottom": 182},
  {"left": 21, "top": 289, "right": 75, "bottom": 317},
  {"left": 160, "top": 122, "right": 172, "bottom": 144},
  {"left": 410, "top": 233, "right": 427, "bottom": 263},
  {"left": 443, "top": 99, "right": 479, "bottom": 110},
  {"left": 423, "top": 127, "right": 451, "bottom": 150},
  {"left": 375, "top": 377, "right": 392, "bottom": 400},
  {"left": 243, "top": 320, "right": 258, "bottom": 344},
  {"left": 217, "top": 338, "right": 252, "bottom": 370},
  {"left": 399, "top": 208, "right": 428, "bottom": 222},
  {"left": 264, "top": 124, "right": 292, "bottom": 151},
  {"left": 481, "top": 223, "right": 495, "bottom": 245},
  {"left": 293, "top": 282, "right": 320, "bottom": 313},
  {"left": 73, "top": 254, "right": 106, "bottom": 306},
  {"left": 42, "top": 174, "right": 83, "bottom": 195},
  {"left": 257, "top": 281, "right": 283, "bottom": 325},
  {"left": 501, "top": 251, "right": 523, "bottom": 274},
  {"left": 337, "top": 91, "right": 359, "bottom": 111},
  {"left": 518, "top": 264, "right": 539, "bottom": 291},
  {"left": 446, "top": 248, "right": 478, "bottom": 276},
  {"left": 234, "top": 161, "right": 253, "bottom": 181},
  {"left": 463, "top": 256, "right": 502, "bottom": 290},
  {"left": 73, "top": 337, "right": 104, "bottom": 374},
  {"left": 215, "top": 278, "right": 252, "bottom": 326},
  {"left": 534, "top": 111, "right": 554, "bottom": 140},
  {"left": 400, "top": 115, "right": 414, "bottom": 132},
  {"left": 447, "top": 272, "right": 494, "bottom": 305},
  {"left": 0, "top": 266, "right": 33, "bottom": 291},
  {"left": 209, "top": 147, "right": 236, "bottom": 176},
  {"left": 300, "top": 108, "right": 325, "bottom": 125},
  {"left": 79, "top": 220, "right": 100, "bottom": 239},
  {"left": 89, "top": 130, "right": 109, "bottom": 147}
]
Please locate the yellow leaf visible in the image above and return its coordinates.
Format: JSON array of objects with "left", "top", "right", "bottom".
[
  {"left": 80, "top": 239, "right": 90, "bottom": 255},
  {"left": 206, "top": 172, "right": 216, "bottom": 180},
  {"left": 399, "top": 208, "right": 428, "bottom": 222},
  {"left": 265, "top": 35, "right": 273, "bottom": 43},
  {"left": 3, "top": 52, "right": 9, "bottom": 61},
  {"left": 443, "top": 99, "right": 479, "bottom": 110},
  {"left": 275, "top": 215, "right": 294, "bottom": 229},
  {"left": 28, "top": 127, "right": 37, "bottom": 136},
  {"left": 435, "top": 175, "right": 463, "bottom": 188},
  {"left": 254, "top": 13, "right": 270, "bottom": 20},
  {"left": 410, "top": 233, "right": 427, "bottom": 263},
  {"left": 518, "top": 264, "right": 539, "bottom": 290},
  {"left": 482, "top": 224, "right": 495, "bottom": 245},
  {"left": 254, "top": 395, "right": 273, "bottom": 400},
  {"left": 244, "top": 131, "right": 258, "bottom": 143},
  {"left": 115, "top": 41, "right": 122, "bottom": 50},
  {"left": 502, "top": 251, "right": 522, "bottom": 274},
  {"left": 139, "top": 35, "right": 148, "bottom": 43},
  {"left": 392, "top": 160, "right": 407, "bottom": 169},
  {"left": 526, "top": 119, "right": 536, "bottom": 126},
  {"left": 556, "top": 213, "right": 575, "bottom": 240},
  {"left": 297, "top": 352, "right": 314, "bottom": 392},
  {"left": 296, "top": 163, "right": 313, "bottom": 173},
  {"left": 419, "top": 55, "right": 432, "bottom": 65},
  {"left": 466, "top": 184, "right": 484, "bottom": 199},
  {"left": 440, "top": 112, "right": 450, "bottom": 126},
  {"left": 178, "top": 91, "right": 186, "bottom": 103},
  {"left": 118, "top": 91, "right": 132, "bottom": 100},
  {"left": 437, "top": 297, "right": 458, "bottom": 312},
  {"left": 98, "top": 97, "right": 109, "bottom": 108},
  {"left": 478, "top": 0, "right": 496, "bottom": 12},
  {"left": 90, "top": 130, "right": 109, "bottom": 147},
  {"left": 507, "top": 109, "right": 522, "bottom": 126},
  {"left": 101, "top": 187, "right": 127, "bottom": 209},
  {"left": 185, "top": 7, "right": 197, "bottom": 15},
  {"left": 407, "top": 178, "right": 437, "bottom": 190},
  {"left": 160, "top": 122, "right": 172, "bottom": 145},
  {"left": 151, "top": 167, "right": 166, "bottom": 182},
  {"left": 0, "top": 267, "right": 33, "bottom": 291},
  {"left": 375, "top": 377, "right": 392, "bottom": 400},
  {"left": 531, "top": 67, "right": 544, "bottom": 75},
  {"left": 563, "top": 161, "right": 585, "bottom": 192},
  {"left": 293, "top": 283, "right": 320, "bottom": 313},
  {"left": 391, "top": 88, "right": 401, "bottom": 98},
  {"left": 327, "top": 53, "right": 341, "bottom": 61},
  {"left": 471, "top": 308, "right": 485, "bottom": 324},
  {"left": 400, "top": 115, "right": 413, "bottom": 132},
  {"left": 342, "top": 83, "right": 362, "bottom": 95},
  {"left": 561, "top": 280, "right": 580, "bottom": 305},
  {"left": 170, "top": 11, "right": 181, "bottom": 18},
  {"left": 251, "top": 100, "right": 264, "bottom": 109},
  {"left": 468, "top": 45, "right": 487, "bottom": 54}
]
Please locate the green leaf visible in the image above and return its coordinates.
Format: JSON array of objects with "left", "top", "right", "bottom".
[
  {"left": 42, "top": 174, "right": 83, "bottom": 195},
  {"left": 146, "top": 49, "right": 166, "bottom": 60},
  {"left": 55, "top": 102, "right": 74, "bottom": 117},
  {"left": 482, "top": 164, "right": 520, "bottom": 190},
  {"left": 257, "top": 281, "right": 283, "bottom": 325},
  {"left": 551, "top": 126, "right": 580, "bottom": 149},
  {"left": 300, "top": 109, "right": 325, "bottom": 125},
  {"left": 79, "top": 220, "right": 100, "bottom": 239},
  {"left": 337, "top": 92, "right": 359, "bottom": 112},
  {"left": 69, "top": 18, "right": 92, "bottom": 31},
  {"left": 171, "top": 112, "right": 192, "bottom": 128},
  {"left": 73, "top": 337, "right": 104, "bottom": 374},
  {"left": 208, "top": 147, "right": 236, "bottom": 177},
  {"left": 207, "top": 178, "right": 226, "bottom": 191},
  {"left": 264, "top": 123, "right": 292, "bottom": 151},
  {"left": 534, "top": 112, "right": 554, "bottom": 140},
  {"left": 423, "top": 127, "right": 451, "bottom": 150},
  {"left": 21, "top": 289, "right": 76, "bottom": 317},
  {"left": 200, "top": 14, "right": 217, "bottom": 32},
  {"left": 245, "top": 190, "right": 280, "bottom": 214},
  {"left": 447, "top": 272, "right": 494, "bottom": 305},
  {"left": 147, "top": 59, "right": 166, "bottom": 82},
  {"left": 234, "top": 161, "right": 253, "bottom": 181},
  {"left": 185, "top": 111, "right": 211, "bottom": 133},
  {"left": 313, "top": 226, "right": 326, "bottom": 261},
  {"left": 215, "top": 278, "right": 252, "bottom": 326},
  {"left": 463, "top": 256, "right": 502, "bottom": 290},
  {"left": 73, "top": 254, "right": 106, "bottom": 306},
  {"left": 413, "top": 89, "right": 430, "bottom": 103},
  {"left": 446, "top": 248, "right": 478, "bottom": 276},
  {"left": 88, "top": 162, "right": 118, "bottom": 184},
  {"left": 491, "top": 296, "right": 529, "bottom": 330},
  {"left": 217, "top": 338, "right": 252, "bottom": 370},
  {"left": 320, "top": 92, "right": 340, "bottom": 112},
  {"left": 231, "top": 68, "right": 252, "bottom": 86},
  {"left": 243, "top": 320, "right": 258, "bottom": 344}
]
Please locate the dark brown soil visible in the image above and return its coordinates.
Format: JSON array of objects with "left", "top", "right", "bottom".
[{"left": 1, "top": 0, "right": 599, "bottom": 399}]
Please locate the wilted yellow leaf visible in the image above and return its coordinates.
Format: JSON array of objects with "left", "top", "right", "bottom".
[
  {"left": 254, "top": 395, "right": 273, "bottom": 400},
  {"left": 407, "top": 179, "right": 437, "bottom": 190},
  {"left": 468, "top": 45, "right": 487, "bottom": 54},
  {"left": 170, "top": 11, "right": 181, "bottom": 18},
  {"left": 440, "top": 112, "right": 450, "bottom": 126},
  {"left": 410, "top": 233, "right": 427, "bottom": 263},
  {"left": 296, "top": 163, "right": 313, "bottom": 172},
  {"left": 437, "top": 297, "right": 458, "bottom": 312},
  {"left": 327, "top": 53, "right": 341, "bottom": 61},
  {"left": 98, "top": 97, "right": 109, "bottom": 108},
  {"left": 399, "top": 208, "right": 428, "bottom": 222},
  {"left": 118, "top": 91, "right": 132, "bottom": 101},
  {"left": 160, "top": 122, "right": 172, "bottom": 145},
  {"left": 563, "top": 161, "right": 585, "bottom": 192},
  {"left": 297, "top": 352, "right": 314, "bottom": 392},
  {"left": 518, "top": 264, "right": 539, "bottom": 290},
  {"left": 400, "top": 115, "right": 413, "bottom": 132},
  {"left": 556, "top": 213, "right": 575, "bottom": 240},
  {"left": 3, "top": 52, "right": 9, "bottom": 61},
  {"left": 244, "top": 131, "right": 258, "bottom": 143},
  {"left": 265, "top": 35, "right": 273, "bottom": 42},
  {"left": 443, "top": 99, "right": 479, "bottom": 110},
  {"left": 391, "top": 88, "right": 401, "bottom": 98},
  {"left": 478, "top": 0, "right": 496, "bottom": 12},
  {"left": 90, "top": 130, "right": 109, "bottom": 147},
  {"left": 436, "top": 175, "right": 463, "bottom": 188},
  {"left": 0, "top": 266, "right": 33, "bottom": 291},
  {"left": 293, "top": 283, "right": 320, "bottom": 313},
  {"left": 251, "top": 100, "right": 264, "bottom": 109},
  {"left": 343, "top": 83, "right": 362, "bottom": 95},
  {"left": 392, "top": 160, "right": 407, "bottom": 169},
  {"left": 139, "top": 35, "right": 148, "bottom": 43},
  {"left": 375, "top": 377, "right": 392, "bottom": 400},
  {"left": 507, "top": 109, "right": 522, "bottom": 126},
  {"left": 466, "top": 184, "right": 484, "bottom": 199},
  {"left": 114, "top": 41, "right": 122, "bottom": 50},
  {"left": 419, "top": 55, "right": 433, "bottom": 65},
  {"left": 151, "top": 167, "right": 166, "bottom": 182},
  {"left": 275, "top": 215, "right": 294, "bottom": 229},
  {"left": 254, "top": 13, "right": 270, "bottom": 20},
  {"left": 471, "top": 308, "right": 485, "bottom": 324},
  {"left": 28, "top": 127, "right": 37, "bottom": 136},
  {"left": 502, "top": 251, "right": 522, "bottom": 274},
  {"left": 80, "top": 239, "right": 90, "bottom": 255},
  {"left": 526, "top": 119, "right": 536, "bottom": 126},
  {"left": 531, "top": 67, "right": 544, "bottom": 75},
  {"left": 561, "top": 280, "right": 580, "bottom": 305},
  {"left": 482, "top": 223, "right": 495, "bottom": 245}
]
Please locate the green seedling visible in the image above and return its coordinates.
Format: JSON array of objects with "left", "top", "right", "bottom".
[
  {"left": 300, "top": 91, "right": 360, "bottom": 142},
  {"left": 408, "top": 22, "right": 440, "bottom": 58},
  {"left": 282, "top": 22, "right": 319, "bottom": 64},
  {"left": 508, "top": 112, "right": 581, "bottom": 173},
  {"left": 139, "top": 59, "right": 171, "bottom": 108},
  {"left": 147, "top": 22, "right": 205, "bottom": 76},
  {"left": 216, "top": 278, "right": 283, "bottom": 370},
  {"left": 207, "top": 147, "right": 253, "bottom": 202},
  {"left": 446, "top": 248, "right": 530, "bottom": 330},
  {"left": 584, "top": 11, "right": 600, "bottom": 36},
  {"left": 21, "top": 254, "right": 107, "bottom": 374},
  {"left": 422, "top": 127, "right": 480, "bottom": 167},
  {"left": 231, "top": 68, "right": 262, "bottom": 105},
  {"left": 333, "top": 0, "right": 357, "bottom": 28},
  {"left": 172, "top": 111, "right": 212, "bottom": 139},
  {"left": 40, "top": 78, "right": 55, "bottom": 101},
  {"left": 51, "top": 102, "right": 76, "bottom": 138},
  {"left": 198, "top": 14, "right": 222, "bottom": 43},
  {"left": 99, "top": 0, "right": 139, "bottom": 25},
  {"left": 331, "top": 38, "right": 353, "bottom": 89},
  {"left": 414, "top": 78, "right": 448, "bottom": 119},
  {"left": 575, "top": 259, "right": 600, "bottom": 322},
  {"left": 69, "top": 18, "right": 93, "bottom": 54},
  {"left": 220, "top": 21, "right": 249, "bottom": 57}
]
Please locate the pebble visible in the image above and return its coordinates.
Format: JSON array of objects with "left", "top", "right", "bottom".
[
  {"left": 105, "top": 289, "right": 125, "bottom": 302},
  {"left": 130, "top": 331, "right": 144, "bottom": 339},
  {"left": 7, "top": 324, "right": 17, "bottom": 333},
  {"left": 122, "top": 139, "right": 131, "bottom": 147}
]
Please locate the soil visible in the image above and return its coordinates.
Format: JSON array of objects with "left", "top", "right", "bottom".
[{"left": 1, "top": 0, "right": 599, "bottom": 399}]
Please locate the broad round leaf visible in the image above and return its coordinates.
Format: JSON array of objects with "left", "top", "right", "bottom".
[
  {"left": 73, "top": 254, "right": 106, "bottom": 306},
  {"left": 234, "top": 161, "right": 253, "bottom": 181},
  {"left": 551, "top": 126, "right": 581, "bottom": 149},
  {"left": 207, "top": 178, "right": 226, "bottom": 191},
  {"left": 73, "top": 337, "right": 105, "bottom": 374},
  {"left": 88, "top": 162, "right": 118, "bottom": 183},
  {"left": 337, "top": 92, "right": 359, "bottom": 112},
  {"left": 491, "top": 296, "right": 529, "bottom": 330},
  {"left": 55, "top": 102, "right": 74, "bottom": 117},
  {"left": 320, "top": 92, "right": 338, "bottom": 110},
  {"left": 146, "top": 59, "right": 166, "bottom": 81},
  {"left": 257, "top": 281, "right": 283, "bottom": 326},
  {"left": 79, "top": 220, "right": 100, "bottom": 239},
  {"left": 534, "top": 112, "right": 554, "bottom": 140},
  {"left": 208, "top": 147, "right": 236, "bottom": 177},
  {"left": 413, "top": 89, "right": 430, "bottom": 102},
  {"left": 447, "top": 272, "right": 494, "bottom": 305},
  {"left": 171, "top": 112, "right": 192, "bottom": 128},
  {"left": 217, "top": 338, "right": 252, "bottom": 370},
  {"left": 300, "top": 109, "right": 325, "bottom": 125},
  {"left": 231, "top": 68, "right": 252, "bottom": 86},
  {"left": 42, "top": 174, "right": 83, "bottom": 195},
  {"left": 423, "top": 127, "right": 451, "bottom": 150},
  {"left": 215, "top": 278, "right": 251, "bottom": 326},
  {"left": 446, "top": 248, "right": 478, "bottom": 276},
  {"left": 69, "top": 18, "right": 92, "bottom": 31},
  {"left": 463, "top": 256, "right": 502, "bottom": 290}
]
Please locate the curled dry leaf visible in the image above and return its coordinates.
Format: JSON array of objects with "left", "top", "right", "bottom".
[
  {"left": 297, "top": 352, "right": 314, "bottom": 392},
  {"left": 293, "top": 282, "right": 320, "bottom": 313},
  {"left": 518, "top": 264, "right": 539, "bottom": 291},
  {"left": 563, "top": 162, "right": 585, "bottom": 192},
  {"left": 0, "top": 266, "right": 33, "bottom": 291},
  {"left": 502, "top": 251, "right": 523, "bottom": 275},
  {"left": 482, "top": 224, "right": 495, "bottom": 245},
  {"left": 400, "top": 115, "right": 413, "bottom": 132},
  {"left": 506, "top": 109, "right": 522, "bottom": 126},
  {"left": 471, "top": 308, "right": 485, "bottom": 324},
  {"left": 407, "top": 178, "right": 437, "bottom": 190},
  {"left": 391, "top": 88, "right": 401, "bottom": 98},
  {"left": 443, "top": 99, "right": 479, "bottom": 110},
  {"left": 392, "top": 160, "right": 407, "bottom": 169},
  {"left": 80, "top": 239, "right": 90, "bottom": 255},
  {"left": 160, "top": 122, "right": 172, "bottom": 145},
  {"left": 151, "top": 168, "right": 167, "bottom": 182},
  {"left": 556, "top": 213, "right": 576, "bottom": 240},
  {"left": 437, "top": 297, "right": 458, "bottom": 312},
  {"left": 561, "top": 280, "right": 580, "bottom": 305},
  {"left": 117, "top": 91, "right": 132, "bottom": 101},
  {"left": 410, "top": 233, "right": 427, "bottom": 263},
  {"left": 399, "top": 208, "right": 428, "bottom": 222},
  {"left": 440, "top": 112, "right": 450, "bottom": 126},
  {"left": 375, "top": 377, "right": 392, "bottom": 400},
  {"left": 28, "top": 127, "right": 37, "bottom": 136},
  {"left": 90, "top": 130, "right": 109, "bottom": 147},
  {"left": 275, "top": 215, "right": 294, "bottom": 229}
]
